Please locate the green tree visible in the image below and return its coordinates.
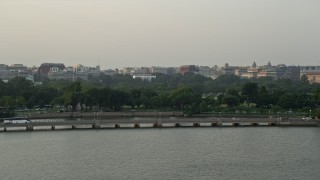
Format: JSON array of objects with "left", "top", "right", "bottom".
[
  {"left": 199, "top": 101, "right": 208, "bottom": 113},
  {"left": 295, "top": 94, "right": 313, "bottom": 109},
  {"left": 26, "top": 96, "right": 37, "bottom": 109},
  {"left": 256, "top": 86, "right": 271, "bottom": 108},
  {"left": 140, "top": 88, "right": 157, "bottom": 109},
  {"left": 7, "top": 77, "right": 35, "bottom": 100},
  {"left": 130, "top": 89, "right": 142, "bottom": 108},
  {"left": 63, "top": 82, "right": 83, "bottom": 111},
  {"left": 300, "top": 74, "right": 309, "bottom": 84},
  {"left": 110, "top": 90, "right": 129, "bottom": 111},
  {"left": 36, "top": 86, "right": 58, "bottom": 105},
  {"left": 242, "top": 82, "right": 258, "bottom": 106},
  {"left": 277, "top": 93, "right": 297, "bottom": 109},
  {"left": 170, "top": 88, "right": 199, "bottom": 111},
  {"left": 222, "top": 95, "right": 240, "bottom": 107},
  {"left": 0, "top": 96, "right": 15, "bottom": 109}
]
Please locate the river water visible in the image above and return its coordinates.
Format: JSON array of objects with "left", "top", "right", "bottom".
[{"left": 0, "top": 127, "right": 320, "bottom": 180}]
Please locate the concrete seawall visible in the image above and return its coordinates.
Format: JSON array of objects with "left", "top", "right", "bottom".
[{"left": 1, "top": 117, "right": 319, "bottom": 132}]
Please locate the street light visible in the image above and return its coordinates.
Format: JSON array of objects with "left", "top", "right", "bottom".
[
  {"left": 310, "top": 110, "right": 312, "bottom": 118},
  {"left": 212, "top": 110, "right": 214, "bottom": 120}
]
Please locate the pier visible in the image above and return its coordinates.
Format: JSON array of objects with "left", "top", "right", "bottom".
[{"left": 0, "top": 117, "right": 319, "bottom": 132}]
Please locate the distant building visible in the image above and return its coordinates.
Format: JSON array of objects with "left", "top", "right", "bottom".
[
  {"left": 133, "top": 75, "right": 156, "bottom": 82},
  {"left": 9, "top": 64, "right": 28, "bottom": 72},
  {"left": 138, "top": 67, "right": 151, "bottom": 74},
  {"left": 251, "top": 61, "right": 257, "bottom": 68},
  {"left": 257, "top": 70, "right": 279, "bottom": 80},
  {"left": 151, "top": 66, "right": 168, "bottom": 74},
  {"left": 74, "top": 64, "right": 101, "bottom": 77},
  {"left": 28, "top": 66, "right": 39, "bottom": 76},
  {"left": 25, "top": 75, "right": 35, "bottom": 82},
  {"left": 47, "top": 64, "right": 100, "bottom": 81},
  {"left": 305, "top": 73, "right": 320, "bottom": 84},
  {"left": 278, "top": 66, "right": 300, "bottom": 81},
  {"left": 102, "top": 69, "right": 117, "bottom": 76},
  {"left": 300, "top": 66, "right": 320, "bottom": 83},
  {"left": 222, "top": 63, "right": 236, "bottom": 75},
  {"left": 167, "top": 67, "right": 179, "bottom": 75},
  {"left": 123, "top": 67, "right": 136, "bottom": 75},
  {"left": 0, "top": 64, "right": 30, "bottom": 80},
  {"left": 265, "top": 61, "right": 272, "bottom": 70},
  {"left": 0, "top": 70, "right": 17, "bottom": 80},
  {"left": 229, "top": 61, "right": 300, "bottom": 81},
  {"left": 37, "top": 63, "right": 65, "bottom": 79},
  {"left": 179, "top": 65, "right": 198, "bottom": 75},
  {"left": 198, "top": 66, "right": 215, "bottom": 78},
  {"left": 48, "top": 67, "right": 88, "bottom": 81},
  {"left": 122, "top": 67, "right": 151, "bottom": 75},
  {"left": 0, "top": 64, "right": 7, "bottom": 70},
  {"left": 234, "top": 67, "right": 249, "bottom": 77}
]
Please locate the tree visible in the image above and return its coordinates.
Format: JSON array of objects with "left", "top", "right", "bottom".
[
  {"left": 63, "top": 82, "right": 83, "bottom": 111},
  {"left": 151, "top": 93, "right": 171, "bottom": 109},
  {"left": 35, "top": 86, "right": 58, "bottom": 105},
  {"left": 26, "top": 96, "right": 37, "bottom": 109},
  {"left": 222, "top": 95, "right": 240, "bottom": 107},
  {"left": 0, "top": 108, "right": 15, "bottom": 118},
  {"left": 314, "top": 88, "right": 320, "bottom": 105},
  {"left": 242, "top": 82, "right": 258, "bottom": 106},
  {"left": 140, "top": 89, "right": 157, "bottom": 109},
  {"left": 0, "top": 80, "right": 7, "bottom": 97},
  {"left": 277, "top": 93, "right": 297, "bottom": 109},
  {"left": 7, "top": 77, "right": 35, "bottom": 100},
  {"left": 110, "top": 90, "right": 129, "bottom": 111},
  {"left": 199, "top": 101, "right": 208, "bottom": 113},
  {"left": 130, "top": 89, "right": 142, "bottom": 108},
  {"left": 256, "top": 86, "right": 271, "bottom": 108},
  {"left": 315, "top": 108, "right": 320, "bottom": 119},
  {"left": 300, "top": 74, "right": 309, "bottom": 84},
  {"left": 295, "top": 94, "right": 313, "bottom": 109},
  {"left": 170, "top": 88, "right": 199, "bottom": 111},
  {"left": 213, "top": 74, "right": 241, "bottom": 84},
  {"left": 0, "top": 96, "right": 15, "bottom": 109},
  {"left": 15, "top": 96, "right": 26, "bottom": 109}
]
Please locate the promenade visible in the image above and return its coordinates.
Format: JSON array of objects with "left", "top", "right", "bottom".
[
  {"left": 25, "top": 111, "right": 184, "bottom": 119},
  {"left": 1, "top": 117, "right": 319, "bottom": 132}
]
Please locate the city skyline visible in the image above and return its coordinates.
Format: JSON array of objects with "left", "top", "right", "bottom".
[
  {"left": 1, "top": 0, "right": 319, "bottom": 69},
  {"left": 1, "top": 60, "right": 319, "bottom": 70}
]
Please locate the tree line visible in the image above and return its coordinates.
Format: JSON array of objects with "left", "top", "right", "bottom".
[{"left": 1, "top": 73, "right": 320, "bottom": 117}]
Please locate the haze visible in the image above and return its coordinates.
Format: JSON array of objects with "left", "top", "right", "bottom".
[{"left": 0, "top": 0, "right": 319, "bottom": 69}]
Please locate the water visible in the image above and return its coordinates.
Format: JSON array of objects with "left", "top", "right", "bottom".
[{"left": 1, "top": 127, "right": 320, "bottom": 180}]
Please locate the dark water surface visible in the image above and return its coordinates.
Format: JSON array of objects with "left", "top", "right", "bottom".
[{"left": 1, "top": 127, "right": 320, "bottom": 180}]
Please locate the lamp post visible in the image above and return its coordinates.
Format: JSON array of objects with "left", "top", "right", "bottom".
[{"left": 310, "top": 109, "right": 312, "bottom": 118}]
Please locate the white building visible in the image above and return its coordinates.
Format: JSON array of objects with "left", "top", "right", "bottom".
[
  {"left": 151, "top": 66, "right": 168, "bottom": 74},
  {"left": 132, "top": 75, "right": 156, "bottom": 82}
]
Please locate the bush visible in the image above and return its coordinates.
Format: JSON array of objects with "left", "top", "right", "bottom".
[{"left": 314, "top": 109, "right": 320, "bottom": 119}]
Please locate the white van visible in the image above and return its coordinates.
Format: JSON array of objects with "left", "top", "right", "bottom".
[{"left": 3, "top": 117, "right": 31, "bottom": 124}]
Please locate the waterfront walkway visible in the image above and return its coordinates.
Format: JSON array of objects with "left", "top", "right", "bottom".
[{"left": 1, "top": 117, "right": 319, "bottom": 132}]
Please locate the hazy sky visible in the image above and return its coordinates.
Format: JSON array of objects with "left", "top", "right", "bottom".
[{"left": 0, "top": 0, "right": 319, "bottom": 69}]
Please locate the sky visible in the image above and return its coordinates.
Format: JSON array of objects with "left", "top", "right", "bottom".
[{"left": 0, "top": 0, "right": 319, "bottom": 70}]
